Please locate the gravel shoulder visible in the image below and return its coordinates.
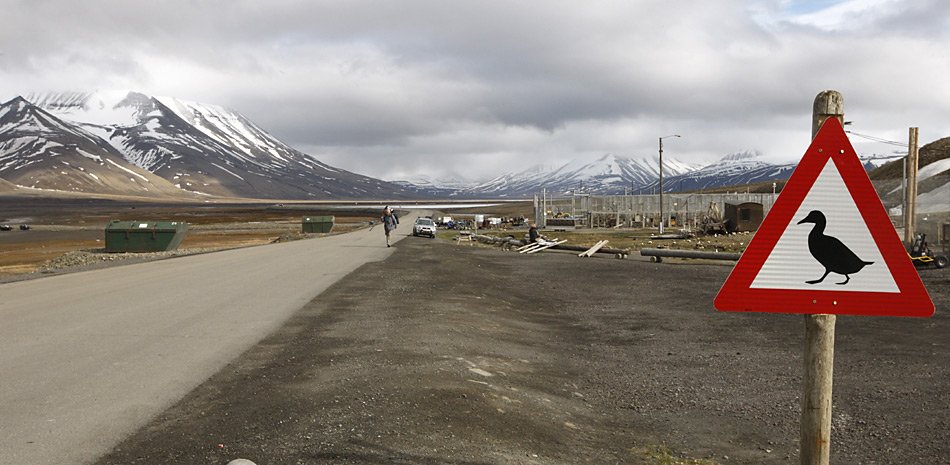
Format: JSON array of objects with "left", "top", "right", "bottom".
[{"left": 91, "top": 235, "right": 949, "bottom": 465}]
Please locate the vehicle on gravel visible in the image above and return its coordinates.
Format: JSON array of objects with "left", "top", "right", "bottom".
[
  {"left": 413, "top": 218, "right": 436, "bottom": 238},
  {"left": 909, "top": 233, "right": 948, "bottom": 269},
  {"left": 0, "top": 225, "right": 12, "bottom": 231}
]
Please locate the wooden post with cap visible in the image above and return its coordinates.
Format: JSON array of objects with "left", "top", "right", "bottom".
[
  {"left": 801, "top": 90, "right": 842, "bottom": 465},
  {"left": 903, "top": 127, "right": 919, "bottom": 246}
]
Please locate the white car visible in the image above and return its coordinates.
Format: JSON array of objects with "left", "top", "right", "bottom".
[{"left": 413, "top": 217, "right": 437, "bottom": 238}]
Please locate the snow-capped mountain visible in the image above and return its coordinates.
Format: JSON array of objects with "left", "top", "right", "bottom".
[
  {"left": 859, "top": 153, "right": 904, "bottom": 170},
  {"left": 8, "top": 90, "right": 924, "bottom": 201},
  {"left": 391, "top": 148, "right": 911, "bottom": 198},
  {"left": 0, "top": 96, "right": 185, "bottom": 197},
  {"left": 460, "top": 154, "right": 702, "bottom": 196},
  {"left": 639, "top": 150, "right": 797, "bottom": 192},
  {"left": 390, "top": 173, "right": 480, "bottom": 197},
  {"left": 9, "top": 91, "right": 412, "bottom": 199}
]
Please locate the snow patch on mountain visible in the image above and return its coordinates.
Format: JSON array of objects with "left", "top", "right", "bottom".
[
  {"left": 456, "top": 153, "right": 702, "bottom": 196},
  {"left": 25, "top": 90, "right": 145, "bottom": 129},
  {"left": 918, "top": 158, "right": 950, "bottom": 180},
  {"left": 631, "top": 149, "right": 797, "bottom": 193}
]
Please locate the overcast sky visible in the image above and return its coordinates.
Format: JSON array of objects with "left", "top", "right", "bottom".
[{"left": 2, "top": 0, "right": 948, "bottom": 182}]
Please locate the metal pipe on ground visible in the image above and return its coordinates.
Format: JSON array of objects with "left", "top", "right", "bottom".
[
  {"left": 640, "top": 247, "right": 741, "bottom": 262},
  {"left": 471, "top": 234, "right": 514, "bottom": 245}
]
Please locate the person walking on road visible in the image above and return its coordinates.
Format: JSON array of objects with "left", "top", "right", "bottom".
[{"left": 381, "top": 207, "right": 399, "bottom": 247}]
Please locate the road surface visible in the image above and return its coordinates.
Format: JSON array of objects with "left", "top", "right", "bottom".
[{"left": 0, "top": 212, "right": 418, "bottom": 465}]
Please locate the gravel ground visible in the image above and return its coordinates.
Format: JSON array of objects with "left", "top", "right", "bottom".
[
  {"left": 38, "top": 248, "right": 216, "bottom": 271},
  {"left": 78, "top": 235, "right": 949, "bottom": 465},
  {"left": 0, "top": 248, "right": 219, "bottom": 284}
]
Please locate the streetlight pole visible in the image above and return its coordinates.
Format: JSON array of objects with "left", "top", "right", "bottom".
[{"left": 658, "top": 134, "right": 681, "bottom": 234}]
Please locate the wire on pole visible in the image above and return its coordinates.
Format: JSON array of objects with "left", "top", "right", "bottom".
[{"left": 845, "top": 130, "right": 908, "bottom": 147}]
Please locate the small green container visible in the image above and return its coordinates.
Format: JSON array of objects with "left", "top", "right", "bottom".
[
  {"left": 105, "top": 220, "right": 188, "bottom": 253},
  {"left": 302, "top": 216, "right": 334, "bottom": 233}
]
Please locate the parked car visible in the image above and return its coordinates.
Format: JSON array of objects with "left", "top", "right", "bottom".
[
  {"left": 413, "top": 217, "right": 437, "bottom": 238},
  {"left": 19, "top": 225, "right": 30, "bottom": 230},
  {"left": 0, "top": 225, "right": 12, "bottom": 231}
]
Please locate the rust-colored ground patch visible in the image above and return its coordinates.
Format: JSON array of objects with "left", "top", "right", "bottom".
[
  {"left": 0, "top": 198, "right": 375, "bottom": 278},
  {"left": 0, "top": 236, "right": 102, "bottom": 277}
]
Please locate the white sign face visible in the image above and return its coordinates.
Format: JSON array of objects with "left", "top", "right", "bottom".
[{"left": 750, "top": 158, "right": 898, "bottom": 293}]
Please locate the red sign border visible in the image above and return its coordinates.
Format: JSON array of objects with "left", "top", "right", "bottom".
[{"left": 714, "top": 118, "right": 934, "bottom": 317}]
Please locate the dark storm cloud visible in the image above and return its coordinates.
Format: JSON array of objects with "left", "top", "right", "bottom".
[{"left": 2, "top": 0, "right": 949, "bottom": 180}]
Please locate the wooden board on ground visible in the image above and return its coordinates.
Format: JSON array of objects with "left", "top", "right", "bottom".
[
  {"left": 518, "top": 238, "right": 558, "bottom": 254},
  {"left": 579, "top": 240, "right": 609, "bottom": 257},
  {"left": 456, "top": 231, "right": 474, "bottom": 245},
  {"left": 515, "top": 242, "right": 537, "bottom": 251},
  {"left": 525, "top": 240, "right": 567, "bottom": 254}
]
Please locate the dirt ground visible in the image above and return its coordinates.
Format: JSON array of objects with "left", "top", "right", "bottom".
[
  {"left": 4, "top": 198, "right": 947, "bottom": 464},
  {"left": 84, "top": 234, "right": 949, "bottom": 465}
]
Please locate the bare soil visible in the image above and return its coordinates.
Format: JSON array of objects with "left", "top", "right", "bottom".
[{"left": 88, "top": 235, "right": 948, "bottom": 465}]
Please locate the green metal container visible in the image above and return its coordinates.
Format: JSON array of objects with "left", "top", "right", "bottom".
[
  {"left": 302, "top": 216, "right": 334, "bottom": 233},
  {"left": 105, "top": 220, "right": 188, "bottom": 253}
]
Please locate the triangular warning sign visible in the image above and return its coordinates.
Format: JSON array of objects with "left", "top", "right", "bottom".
[{"left": 715, "top": 118, "right": 934, "bottom": 317}]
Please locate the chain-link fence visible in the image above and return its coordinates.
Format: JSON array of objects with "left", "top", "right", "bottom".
[
  {"left": 533, "top": 173, "right": 950, "bottom": 249},
  {"left": 534, "top": 191, "right": 780, "bottom": 230}
]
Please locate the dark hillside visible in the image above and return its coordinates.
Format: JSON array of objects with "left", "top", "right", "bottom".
[{"left": 869, "top": 136, "right": 950, "bottom": 180}]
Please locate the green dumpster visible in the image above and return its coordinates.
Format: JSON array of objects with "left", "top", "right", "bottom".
[
  {"left": 105, "top": 220, "right": 188, "bottom": 252},
  {"left": 302, "top": 216, "right": 334, "bottom": 233}
]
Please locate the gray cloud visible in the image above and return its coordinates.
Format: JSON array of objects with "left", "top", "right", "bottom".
[{"left": 2, "top": 0, "right": 948, "bottom": 181}]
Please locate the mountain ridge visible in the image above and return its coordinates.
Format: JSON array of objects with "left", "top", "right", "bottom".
[
  {"left": 391, "top": 149, "right": 917, "bottom": 197},
  {"left": 0, "top": 96, "right": 187, "bottom": 197},
  {"left": 4, "top": 90, "right": 946, "bottom": 201},
  {"left": 4, "top": 90, "right": 413, "bottom": 200}
]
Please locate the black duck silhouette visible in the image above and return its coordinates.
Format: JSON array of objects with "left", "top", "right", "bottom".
[{"left": 797, "top": 210, "right": 873, "bottom": 285}]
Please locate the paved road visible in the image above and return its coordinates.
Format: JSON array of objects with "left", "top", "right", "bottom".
[{"left": 0, "top": 212, "right": 419, "bottom": 465}]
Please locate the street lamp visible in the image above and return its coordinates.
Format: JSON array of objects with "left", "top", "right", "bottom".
[{"left": 658, "top": 134, "right": 681, "bottom": 234}]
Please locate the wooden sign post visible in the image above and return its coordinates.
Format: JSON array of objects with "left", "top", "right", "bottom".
[
  {"left": 715, "top": 90, "right": 933, "bottom": 465},
  {"left": 801, "top": 90, "right": 842, "bottom": 465}
]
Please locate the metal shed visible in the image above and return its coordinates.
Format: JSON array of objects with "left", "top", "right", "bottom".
[{"left": 723, "top": 201, "right": 764, "bottom": 232}]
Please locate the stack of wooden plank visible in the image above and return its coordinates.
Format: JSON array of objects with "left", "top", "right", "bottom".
[{"left": 517, "top": 239, "right": 567, "bottom": 254}]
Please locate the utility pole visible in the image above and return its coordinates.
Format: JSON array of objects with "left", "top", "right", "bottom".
[
  {"left": 903, "top": 127, "right": 919, "bottom": 246},
  {"left": 541, "top": 188, "right": 547, "bottom": 228},
  {"left": 659, "top": 134, "right": 680, "bottom": 234}
]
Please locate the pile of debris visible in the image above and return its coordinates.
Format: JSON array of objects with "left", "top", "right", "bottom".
[
  {"left": 37, "top": 248, "right": 214, "bottom": 274},
  {"left": 463, "top": 233, "right": 630, "bottom": 259}
]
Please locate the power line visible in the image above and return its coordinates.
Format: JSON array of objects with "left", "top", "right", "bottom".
[{"left": 845, "top": 130, "right": 908, "bottom": 148}]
